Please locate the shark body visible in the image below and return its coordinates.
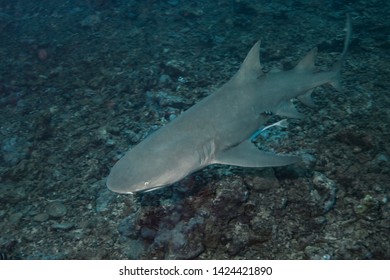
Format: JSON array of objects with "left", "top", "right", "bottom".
[{"left": 107, "top": 17, "right": 351, "bottom": 194}]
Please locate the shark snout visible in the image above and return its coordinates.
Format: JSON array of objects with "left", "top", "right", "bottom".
[{"left": 106, "top": 151, "right": 183, "bottom": 194}]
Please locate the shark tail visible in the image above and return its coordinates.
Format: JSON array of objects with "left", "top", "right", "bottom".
[{"left": 330, "top": 14, "right": 352, "bottom": 91}]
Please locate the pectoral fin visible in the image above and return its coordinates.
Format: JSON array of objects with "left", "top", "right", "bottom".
[{"left": 214, "top": 140, "right": 300, "bottom": 167}]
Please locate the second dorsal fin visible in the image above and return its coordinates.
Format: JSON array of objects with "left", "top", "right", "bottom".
[{"left": 294, "top": 47, "right": 317, "bottom": 72}]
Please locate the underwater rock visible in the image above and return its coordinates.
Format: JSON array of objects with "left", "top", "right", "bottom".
[
  {"left": 2, "top": 238, "right": 16, "bottom": 251},
  {"left": 223, "top": 222, "right": 251, "bottom": 256},
  {"left": 333, "top": 128, "right": 375, "bottom": 151},
  {"left": 212, "top": 179, "right": 248, "bottom": 220},
  {"left": 118, "top": 211, "right": 140, "bottom": 239},
  {"left": 140, "top": 226, "right": 157, "bottom": 240},
  {"left": 1, "top": 137, "right": 31, "bottom": 167},
  {"left": 95, "top": 187, "right": 115, "bottom": 213},
  {"left": 145, "top": 90, "right": 184, "bottom": 122},
  {"left": 0, "top": 91, "right": 24, "bottom": 107},
  {"left": 250, "top": 214, "right": 273, "bottom": 242},
  {"left": 33, "top": 112, "right": 53, "bottom": 140},
  {"left": 26, "top": 252, "right": 65, "bottom": 260},
  {"left": 0, "top": 239, "right": 16, "bottom": 260},
  {"left": 180, "top": 8, "right": 204, "bottom": 18},
  {"left": 203, "top": 217, "right": 221, "bottom": 249},
  {"left": 81, "top": 14, "right": 101, "bottom": 28},
  {"left": 244, "top": 169, "right": 280, "bottom": 192},
  {"left": 0, "top": 252, "right": 7, "bottom": 260},
  {"left": 311, "top": 172, "right": 338, "bottom": 214},
  {"left": 164, "top": 60, "right": 186, "bottom": 78},
  {"left": 46, "top": 201, "right": 67, "bottom": 218},
  {"left": 367, "top": 153, "right": 389, "bottom": 174},
  {"left": 149, "top": 214, "right": 205, "bottom": 259},
  {"left": 0, "top": 184, "right": 27, "bottom": 203},
  {"left": 33, "top": 213, "right": 49, "bottom": 222},
  {"left": 167, "top": 0, "right": 180, "bottom": 6},
  {"left": 158, "top": 74, "right": 173, "bottom": 87},
  {"left": 232, "top": 0, "right": 258, "bottom": 16},
  {"left": 353, "top": 194, "right": 381, "bottom": 221},
  {"left": 9, "top": 212, "right": 23, "bottom": 224},
  {"left": 51, "top": 222, "right": 75, "bottom": 231},
  {"left": 304, "top": 245, "right": 332, "bottom": 260},
  {"left": 158, "top": 91, "right": 187, "bottom": 108},
  {"left": 122, "top": 239, "right": 145, "bottom": 260}
]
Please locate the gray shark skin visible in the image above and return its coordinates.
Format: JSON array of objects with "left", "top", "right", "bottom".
[{"left": 107, "top": 17, "right": 351, "bottom": 194}]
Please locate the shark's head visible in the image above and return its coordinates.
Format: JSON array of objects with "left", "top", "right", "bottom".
[{"left": 106, "top": 141, "right": 198, "bottom": 194}]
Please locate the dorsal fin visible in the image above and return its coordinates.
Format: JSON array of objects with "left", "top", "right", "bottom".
[
  {"left": 294, "top": 47, "right": 317, "bottom": 72},
  {"left": 235, "top": 40, "right": 263, "bottom": 83}
]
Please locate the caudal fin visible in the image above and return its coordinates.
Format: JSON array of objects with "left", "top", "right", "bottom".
[
  {"left": 330, "top": 14, "right": 352, "bottom": 91},
  {"left": 341, "top": 14, "right": 352, "bottom": 61}
]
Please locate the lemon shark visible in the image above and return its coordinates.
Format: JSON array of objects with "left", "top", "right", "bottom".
[{"left": 107, "top": 17, "right": 351, "bottom": 194}]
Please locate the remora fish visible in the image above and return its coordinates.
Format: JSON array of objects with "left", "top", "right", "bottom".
[{"left": 107, "top": 17, "right": 351, "bottom": 194}]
